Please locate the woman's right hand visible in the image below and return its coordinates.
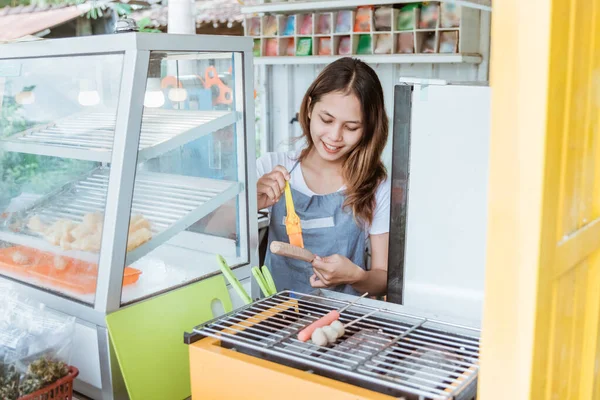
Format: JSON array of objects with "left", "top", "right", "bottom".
[{"left": 257, "top": 165, "right": 290, "bottom": 210}]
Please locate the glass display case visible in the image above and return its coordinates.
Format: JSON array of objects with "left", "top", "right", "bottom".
[{"left": 0, "top": 33, "right": 257, "bottom": 320}]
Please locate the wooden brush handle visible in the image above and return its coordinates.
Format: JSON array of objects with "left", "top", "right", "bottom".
[{"left": 270, "top": 241, "right": 315, "bottom": 263}]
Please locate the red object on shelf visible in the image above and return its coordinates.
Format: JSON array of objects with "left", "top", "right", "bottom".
[{"left": 18, "top": 366, "right": 79, "bottom": 400}]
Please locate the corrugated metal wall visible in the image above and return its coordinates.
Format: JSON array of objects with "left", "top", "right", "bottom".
[{"left": 255, "top": 11, "right": 491, "bottom": 169}]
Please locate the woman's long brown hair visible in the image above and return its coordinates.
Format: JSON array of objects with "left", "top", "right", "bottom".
[{"left": 298, "top": 57, "right": 388, "bottom": 227}]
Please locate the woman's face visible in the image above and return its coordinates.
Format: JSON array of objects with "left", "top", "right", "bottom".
[{"left": 309, "top": 91, "right": 364, "bottom": 163}]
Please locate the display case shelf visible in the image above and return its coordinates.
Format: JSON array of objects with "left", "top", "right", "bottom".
[
  {"left": 0, "top": 167, "right": 243, "bottom": 266},
  {"left": 0, "top": 109, "right": 238, "bottom": 163}
]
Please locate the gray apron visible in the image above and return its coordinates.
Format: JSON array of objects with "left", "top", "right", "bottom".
[{"left": 265, "top": 161, "right": 366, "bottom": 296}]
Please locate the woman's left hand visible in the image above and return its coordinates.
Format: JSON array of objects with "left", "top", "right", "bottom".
[{"left": 310, "top": 254, "right": 366, "bottom": 288}]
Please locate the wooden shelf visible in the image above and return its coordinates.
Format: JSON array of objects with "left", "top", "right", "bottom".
[
  {"left": 241, "top": 0, "right": 492, "bottom": 14},
  {"left": 247, "top": 2, "right": 483, "bottom": 62},
  {"left": 253, "top": 53, "right": 482, "bottom": 65}
]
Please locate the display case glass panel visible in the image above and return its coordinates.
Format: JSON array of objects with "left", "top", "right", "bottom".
[
  {"left": 0, "top": 53, "right": 125, "bottom": 305},
  {"left": 120, "top": 51, "right": 249, "bottom": 305}
]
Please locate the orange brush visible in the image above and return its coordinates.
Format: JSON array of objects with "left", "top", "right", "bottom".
[{"left": 284, "top": 181, "right": 304, "bottom": 248}]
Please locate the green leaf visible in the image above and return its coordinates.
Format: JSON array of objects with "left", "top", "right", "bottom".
[
  {"left": 112, "top": 2, "right": 131, "bottom": 15},
  {"left": 137, "top": 16, "right": 153, "bottom": 29},
  {"left": 141, "top": 27, "right": 162, "bottom": 33},
  {"left": 87, "top": 6, "right": 98, "bottom": 19},
  {"left": 137, "top": 17, "right": 161, "bottom": 33}
]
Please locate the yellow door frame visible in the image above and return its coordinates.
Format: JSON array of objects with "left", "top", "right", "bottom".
[{"left": 480, "top": 0, "right": 599, "bottom": 399}]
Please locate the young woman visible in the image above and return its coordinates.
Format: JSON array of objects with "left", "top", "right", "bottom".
[{"left": 257, "top": 57, "right": 390, "bottom": 296}]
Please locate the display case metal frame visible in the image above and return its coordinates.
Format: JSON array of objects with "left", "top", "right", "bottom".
[{"left": 0, "top": 33, "right": 258, "bottom": 399}]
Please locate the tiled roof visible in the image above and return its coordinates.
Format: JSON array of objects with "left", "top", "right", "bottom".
[
  {"left": 0, "top": 0, "right": 250, "bottom": 40},
  {"left": 0, "top": 4, "right": 87, "bottom": 41}
]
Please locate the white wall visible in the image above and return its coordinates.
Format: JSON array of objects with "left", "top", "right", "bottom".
[{"left": 403, "top": 83, "right": 491, "bottom": 327}]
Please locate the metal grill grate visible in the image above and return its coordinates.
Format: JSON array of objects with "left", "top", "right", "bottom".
[{"left": 192, "top": 291, "right": 480, "bottom": 400}]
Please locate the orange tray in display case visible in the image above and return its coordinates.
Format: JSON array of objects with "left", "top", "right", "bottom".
[
  {"left": 0, "top": 246, "right": 141, "bottom": 294},
  {"left": 0, "top": 246, "right": 52, "bottom": 277}
]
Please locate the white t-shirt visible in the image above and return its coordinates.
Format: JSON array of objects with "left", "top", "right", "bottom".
[{"left": 256, "top": 151, "right": 391, "bottom": 236}]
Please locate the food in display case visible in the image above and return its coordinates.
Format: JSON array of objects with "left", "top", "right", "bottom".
[
  {"left": 26, "top": 213, "right": 152, "bottom": 252},
  {"left": 11, "top": 249, "right": 30, "bottom": 265}
]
